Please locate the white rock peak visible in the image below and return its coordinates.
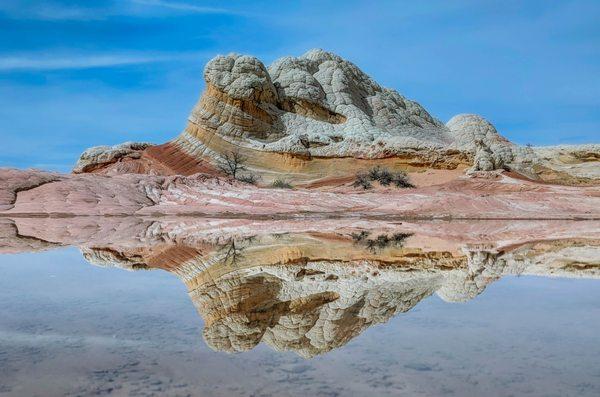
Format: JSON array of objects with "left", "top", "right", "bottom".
[{"left": 193, "top": 49, "right": 524, "bottom": 166}]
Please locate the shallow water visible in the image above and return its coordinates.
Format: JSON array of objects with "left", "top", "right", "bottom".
[{"left": 0, "top": 218, "right": 599, "bottom": 396}]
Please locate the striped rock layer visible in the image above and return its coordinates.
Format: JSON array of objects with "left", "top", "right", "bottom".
[{"left": 73, "top": 50, "right": 600, "bottom": 187}]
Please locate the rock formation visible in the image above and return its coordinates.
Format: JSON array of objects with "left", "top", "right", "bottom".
[
  {"left": 2, "top": 168, "right": 599, "bottom": 218},
  {"left": 73, "top": 142, "right": 153, "bottom": 173},
  {"left": 72, "top": 49, "right": 599, "bottom": 187},
  {"left": 3, "top": 50, "right": 595, "bottom": 218},
  {"left": 446, "top": 114, "right": 522, "bottom": 173}
]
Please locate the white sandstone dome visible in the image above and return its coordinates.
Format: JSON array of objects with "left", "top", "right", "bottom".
[
  {"left": 446, "top": 114, "right": 516, "bottom": 171},
  {"left": 203, "top": 53, "right": 278, "bottom": 103},
  {"left": 189, "top": 49, "right": 456, "bottom": 157},
  {"left": 72, "top": 49, "right": 599, "bottom": 185},
  {"left": 446, "top": 114, "right": 511, "bottom": 149}
]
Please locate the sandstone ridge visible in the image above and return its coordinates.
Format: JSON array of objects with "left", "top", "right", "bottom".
[{"left": 73, "top": 49, "right": 600, "bottom": 186}]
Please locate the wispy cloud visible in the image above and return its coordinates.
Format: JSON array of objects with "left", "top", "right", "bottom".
[
  {"left": 0, "top": 52, "right": 200, "bottom": 71},
  {"left": 0, "top": 1, "right": 110, "bottom": 21},
  {"left": 0, "top": 0, "right": 238, "bottom": 21},
  {"left": 130, "top": 0, "right": 237, "bottom": 15}
]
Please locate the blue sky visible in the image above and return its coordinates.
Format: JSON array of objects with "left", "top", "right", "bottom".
[{"left": 1, "top": 0, "right": 598, "bottom": 171}]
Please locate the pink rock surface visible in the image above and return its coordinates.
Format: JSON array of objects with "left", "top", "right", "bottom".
[
  {"left": 2, "top": 215, "right": 599, "bottom": 255},
  {"left": 1, "top": 168, "right": 599, "bottom": 219}
]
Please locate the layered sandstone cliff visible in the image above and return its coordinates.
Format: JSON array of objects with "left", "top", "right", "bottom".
[
  {"left": 2, "top": 51, "right": 599, "bottom": 219},
  {"left": 73, "top": 49, "right": 599, "bottom": 186}
]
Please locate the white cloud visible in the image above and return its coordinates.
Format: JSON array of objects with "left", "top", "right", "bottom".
[
  {"left": 0, "top": 0, "right": 238, "bottom": 21},
  {"left": 131, "top": 0, "right": 236, "bottom": 14},
  {"left": 0, "top": 52, "right": 199, "bottom": 71},
  {"left": 0, "top": 1, "right": 111, "bottom": 21}
]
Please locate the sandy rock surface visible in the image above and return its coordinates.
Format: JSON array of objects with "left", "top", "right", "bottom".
[{"left": 1, "top": 168, "right": 599, "bottom": 219}]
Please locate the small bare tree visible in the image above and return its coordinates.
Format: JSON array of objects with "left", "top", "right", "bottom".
[
  {"left": 217, "top": 150, "right": 247, "bottom": 179},
  {"left": 221, "top": 239, "right": 244, "bottom": 266}
]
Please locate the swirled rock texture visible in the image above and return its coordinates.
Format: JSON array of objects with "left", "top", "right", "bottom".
[
  {"left": 195, "top": 50, "right": 451, "bottom": 152},
  {"left": 71, "top": 49, "right": 599, "bottom": 186},
  {"left": 73, "top": 142, "right": 153, "bottom": 173}
]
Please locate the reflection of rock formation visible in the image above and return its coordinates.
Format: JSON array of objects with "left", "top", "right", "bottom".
[
  {"left": 204, "top": 275, "right": 436, "bottom": 358},
  {"left": 191, "top": 257, "right": 446, "bottom": 358},
  {"left": 178, "top": 237, "right": 600, "bottom": 357},
  {"left": 1, "top": 217, "right": 599, "bottom": 358},
  {"left": 437, "top": 248, "right": 502, "bottom": 302}
]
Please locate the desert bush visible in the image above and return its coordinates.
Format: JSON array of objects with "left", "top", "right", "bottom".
[
  {"left": 368, "top": 166, "right": 383, "bottom": 181},
  {"left": 238, "top": 173, "right": 260, "bottom": 185},
  {"left": 392, "top": 171, "right": 415, "bottom": 188},
  {"left": 375, "top": 234, "right": 390, "bottom": 247},
  {"left": 368, "top": 166, "right": 393, "bottom": 186},
  {"left": 354, "top": 166, "right": 414, "bottom": 189},
  {"left": 377, "top": 169, "right": 393, "bottom": 186},
  {"left": 369, "top": 166, "right": 393, "bottom": 186},
  {"left": 271, "top": 179, "right": 293, "bottom": 189},
  {"left": 352, "top": 172, "right": 373, "bottom": 190},
  {"left": 350, "top": 230, "right": 370, "bottom": 242},
  {"left": 392, "top": 232, "right": 412, "bottom": 243},
  {"left": 358, "top": 232, "right": 414, "bottom": 252}
]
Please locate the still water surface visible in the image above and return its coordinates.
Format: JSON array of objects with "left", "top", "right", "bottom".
[{"left": 0, "top": 219, "right": 599, "bottom": 396}]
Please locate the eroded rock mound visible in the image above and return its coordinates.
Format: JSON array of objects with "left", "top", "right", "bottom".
[
  {"left": 196, "top": 49, "right": 450, "bottom": 147},
  {"left": 0, "top": 168, "right": 63, "bottom": 211},
  {"left": 69, "top": 49, "right": 599, "bottom": 186},
  {"left": 178, "top": 49, "right": 462, "bottom": 177},
  {"left": 447, "top": 114, "right": 515, "bottom": 171},
  {"left": 73, "top": 142, "right": 153, "bottom": 173},
  {"left": 532, "top": 144, "right": 600, "bottom": 181}
]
